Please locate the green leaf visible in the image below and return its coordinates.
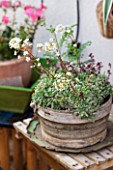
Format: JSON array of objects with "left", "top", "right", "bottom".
[{"left": 103, "top": 0, "right": 113, "bottom": 30}]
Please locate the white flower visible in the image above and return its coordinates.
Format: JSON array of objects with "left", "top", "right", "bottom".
[
  {"left": 18, "top": 55, "right": 21, "bottom": 59},
  {"left": 36, "top": 43, "right": 43, "bottom": 52},
  {"left": 22, "top": 39, "right": 32, "bottom": 48},
  {"left": 36, "top": 58, "right": 40, "bottom": 62},
  {"left": 66, "top": 72, "right": 72, "bottom": 76},
  {"left": 30, "top": 65, "right": 35, "bottom": 68},
  {"left": 14, "top": 51, "right": 17, "bottom": 55},
  {"left": 55, "top": 24, "right": 65, "bottom": 34},
  {"left": 9, "top": 37, "right": 22, "bottom": 50},
  {"left": 26, "top": 57, "right": 30, "bottom": 62},
  {"left": 23, "top": 38, "right": 29, "bottom": 44},
  {"left": 23, "top": 51, "right": 29, "bottom": 56},
  {"left": 37, "top": 63, "right": 41, "bottom": 67},
  {"left": 45, "top": 42, "right": 56, "bottom": 52},
  {"left": 49, "top": 38, "right": 54, "bottom": 42},
  {"left": 73, "top": 43, "right": 77, "bottom": 47}
]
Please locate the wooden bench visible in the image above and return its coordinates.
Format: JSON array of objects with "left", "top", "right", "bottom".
[{"left": 13, "top": 118, "right": 113, "bottom": 170}]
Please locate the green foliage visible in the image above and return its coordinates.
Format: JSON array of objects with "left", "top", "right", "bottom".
[
  {"left": 12, "top": 23, "right": 112, "bottom": 119},
  {"left": 32, "top": 68, "right": 112, "bottom": 119}
]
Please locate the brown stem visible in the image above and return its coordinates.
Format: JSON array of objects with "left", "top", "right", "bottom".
[
  {"left": 54, "top": 32, "right": 68, "bottom": 72},
  {"left": 57, "top": 55, "right": 68, "bottom": 72},
  {"left": 70, "top": 82, "right": 76, "bottom": 94},
  {"left": 22, "top": 49, "right": 54, "bottom": 78}
]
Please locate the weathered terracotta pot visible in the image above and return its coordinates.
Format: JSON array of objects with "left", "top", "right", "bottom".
[
  {"left": 96, "top": 0, "right": 113, "bottom": 38},
  {"left": 37, "top": 97, "right": 112, "bottom": 149},
  {"left": 0, "top": 57, "right": 32, "bottom": 87}
]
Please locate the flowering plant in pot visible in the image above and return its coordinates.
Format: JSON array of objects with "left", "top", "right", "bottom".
[
  {"left": 10, "top": 24, "right": 113, "bottom": 149},
  {"left": 0, "top": 0, "right": 46, "bottom": 87}
]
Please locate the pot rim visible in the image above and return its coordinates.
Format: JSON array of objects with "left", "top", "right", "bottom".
[
  {"left": 37, "top": 96, "right": 112, "bottom": 124},
  {"left": 0, "top": 57, "right": 26, "bottom": 66}
]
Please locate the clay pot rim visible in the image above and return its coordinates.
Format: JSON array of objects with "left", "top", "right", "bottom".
[
  {"left": 0, "top": 57, "right": 25, "bottom": 66},
  {"left": 37, "top": 96, "right": 112, "bottom": 124}
]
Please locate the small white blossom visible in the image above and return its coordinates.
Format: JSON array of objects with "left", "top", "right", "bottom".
[
  {"left": 22, "top": 39, "right": 32, "bottom": 48},
  {"left": 26, "top": 57, "right": 30, "bottom": 62},
  {"left": 37, "top": 63, "right": 41, "bottom": 67},
  {"left": 49, "top": 38, "right": 54, "bottom": 42},
  {"left": 30, "top": 65, "right": 35, "bottom": 68},
  {"left": 73, "top": 43, "right": 77, "bottom": 47},
  {"left": 55, "top": 24, "right": 65, "bottom": 34},
  {"left": 36, "top": 58, "right": 40, "bottom": 62},
  {"left": 36, "top": 43, "right": 43, "bottom": 52},
  {"left": 45, "top": 42, "right": 56, "bottom": 52},
  {"left": 18, "top": 55, "right": 21, "bottom": 59},
  {"left": 23, "top": 38, "right": 29, "bottom": 44},
  {"left": 66, "top": 29, "right": 71, "bottom": 33},
  {"left": 23, "top": 51, "right": 29, "bottom": 56},
  {"left": 9, "top": 37, "right": 22, "bottom": 49},
  {"left": 66, "top": 72, "right": 72, "bottom": 76},
  {"left": 14, "top": 51, "right": 17, "bottom": 55}
]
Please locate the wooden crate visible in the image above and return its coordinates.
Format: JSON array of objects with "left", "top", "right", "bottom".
[{"left": 14, "top": 118, "right": 113, "bottom": 170}]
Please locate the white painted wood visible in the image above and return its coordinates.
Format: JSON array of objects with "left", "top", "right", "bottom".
[
  {"left": 69, "top": 154, "right": 94, "bottom": 168},
  {"left": 98, "top": 149, "right": 113, "bottom": 160},
  {"left": 23, "top": 118, "right": 32, "bottom": 125},
  {"left": 85, "top": 152, "right": 106, "bottom": 164},
  {"left": 55, "top": 153, "right": 84, "bottom": 170}
]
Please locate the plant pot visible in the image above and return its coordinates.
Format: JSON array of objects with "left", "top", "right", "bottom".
[
  {"left": 108, "top": 5, "right": 113, "bottom": 28},
  {"left": 37, "top": 97, "right": 112, "bottom": 149},
  {"left": 96, "top": 0, "right": 113, "bottom": 38},
  {"left": 0, "top": 57, "right": 32, "bottom": 87}
]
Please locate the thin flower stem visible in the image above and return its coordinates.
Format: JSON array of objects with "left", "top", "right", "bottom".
[
  {"left": 69, "top": 35, "right": 75, "bottom": 43},
  {"left": 24, "top": 49, "right": 54, "bottom": 78},
  {"left": 53, "top": 32, "right": 68, "bottom": 72},
  {"left": 70, "top": 82, "right": 76, "bottom": 94}
]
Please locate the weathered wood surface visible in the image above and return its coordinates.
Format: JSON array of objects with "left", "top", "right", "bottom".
[{"left": 13, "top": 117, "right": 113, "bottom": 170}]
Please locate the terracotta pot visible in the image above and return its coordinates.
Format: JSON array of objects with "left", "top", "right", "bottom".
[
  {"left": 0, "top": 57, "right": 32, "bottom": 87},
  {"left": 37, "top": 97, "right": 112, "bottom": 149},
  {"left": 96, "top": 0, "right": 113, "bottom": 38}
]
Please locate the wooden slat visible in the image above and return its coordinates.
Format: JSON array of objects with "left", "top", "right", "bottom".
[
  {"left": 55, "top": 153, "right": 84, "bottom": 170},
  {"left": 107, "top": 145, "right": 113, "bottom": 152},
  {"left": 27, "top": 140, "right": 37, "bottom": 170},
  {"left": 98, "top": 149, "right": 113, "bottom": 160},
  {"left": 69, "top": 154, "right": 95, "bottom": 168},
  {"left": 12, "top": 129, "right": 24, "bottom": 170},
  {"left": 0, "top": 127, "right": 10, "bottom": 170},
  {"left": 39, "top": 154, "right": 49, "bottom": 170},
  {"left": 85, "top": 152, "right": 106, "bottom": 164}
]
